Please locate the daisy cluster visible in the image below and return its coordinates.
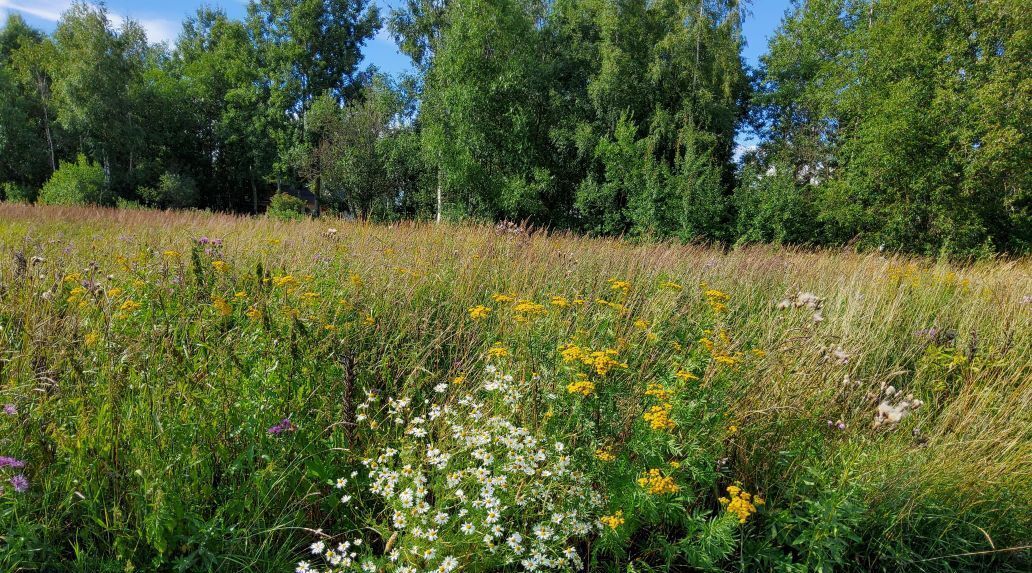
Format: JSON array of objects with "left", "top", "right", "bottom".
[{"left": 300, "top": 364, "right": 602, "bottom": 573}]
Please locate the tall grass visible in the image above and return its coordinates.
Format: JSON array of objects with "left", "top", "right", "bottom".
[{"left": 0, "top": 204, "right": 1029, "bottom": 572}]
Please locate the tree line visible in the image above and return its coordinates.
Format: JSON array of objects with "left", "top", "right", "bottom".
[{"left": 0, "top": 0, "right": 1027, "bottom": 256}]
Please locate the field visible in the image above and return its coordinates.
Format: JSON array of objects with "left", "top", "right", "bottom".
[{"left": 0, "top": 204, "right": 1029, "bottom": 572}]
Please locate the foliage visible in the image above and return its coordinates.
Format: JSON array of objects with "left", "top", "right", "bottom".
[
  {"left": 138, "top": 171, "right": 199, "bottom": 209},
  {"left": 1, "top": 181, "right": 36, "bottom": 203},
  {"left": 37, "top": 153, "right": 107, "bottom": 205},
  {"left": 267, "top": 192, "right": 309, "bottom": 220},
  {"left": 0, "top": 205, "right": 1029, "bottom": 571}
]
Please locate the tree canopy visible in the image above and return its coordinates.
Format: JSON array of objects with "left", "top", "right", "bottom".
[{"left": 0, "top": 0, "right": 1027, "bottom": 256}]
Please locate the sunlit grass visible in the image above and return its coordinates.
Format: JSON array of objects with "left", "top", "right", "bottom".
[{"left": 0, "top": 204, "right": 1029, "bottom": 571}]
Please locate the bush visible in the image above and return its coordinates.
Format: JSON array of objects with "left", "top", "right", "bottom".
[
  {"left": 137, "top": 171, "right": 199, "bottom": 209},
  {"left": 267, "top": 192, "right": 308, "bottom": 221},
  {"left": 1, "top": 182, "right": 36, "bottom": 203},
  {"left": 37, "top": 154, "right": 108, "bottom": 206}
]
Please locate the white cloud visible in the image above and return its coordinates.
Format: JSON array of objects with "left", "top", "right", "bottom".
[
  {"left": 0, "top": 0, "right": 69, "bottom": 22},
  {"left": 733, "top": 143, "right": 758, "bottom": 163},
  {"left": 121, "top": 15, "right": 179, "bottom": 45},
  {"left": 0, "top": 1, "right": 179, "bottom": 45}
]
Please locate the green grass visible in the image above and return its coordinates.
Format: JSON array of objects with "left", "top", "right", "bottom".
[{"left": 0, "top": 204, "right": 1029, "bottom": 572}]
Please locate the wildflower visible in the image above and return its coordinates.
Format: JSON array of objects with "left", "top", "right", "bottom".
[
  {"left": 3, "top": 404, "right": 16, "bottom": 416},
  {"left": 643, "top": 403, "right": 675, "bottom": 431},
  {"left": 349, "top": 273, "right": 364, "bottom": 289},
  {"left": 212, "top": 296, "right": 232, "bottom": 317},
  {"left": 245, "top": 306, "right": 262, "bottom": 320},
  {"left": 637, "top": 469, "right": 679, "bottom": 495},
  {"left": 491, "top": 292, "right": 515, "bottom": 304},
  {"left": 0, "top": 456, "right": 26, "bottom": 469},
  {"left": 63, "top": 272, "right": 83, "bottom": 283},
  {"left": 105, "top": 287, "right": 123, "bottom": 298},
  {"left": 268, "top": 418, "right": 296, "bottom": 435},
  {"left": 513, "top": 300, "right": 547, "bottom": 319},
  {"left": 566, "top": 376, "right": 596, "bottom": 397},
  {"left": 608, "top": 278, "right": 631, "bottom": 295},
  {"left": 644, "top": 383, "right": 672, "bottom": 401},
  {"left": 594, "top": 446, "right": 616, "bottom": 462},
  {"left": 451, "top": 375, "right": 465, "bottom": 385},
  {"left": 599, "top": 510, "right": 625, "bottom": 530},
  {"left": 468, "top": 305, "right": 492, "bottom": 320},
  {"left": 363, "top": 314, "right": 375, "bottom": 326},
  {"left": 273, "top": 275, "right": 298, "bottom": 288},
  {"left": 119, "top": 299, "right": 141, "bottom": 313},
  {"left": 549, "top": 296, "right": 569, "bottom": 308},
  {"left": 660, "top": 280, "right": 683, "bottom": 290},
  {"left": 674, "top": 369, "right": 698, "bottom": 382},
  {"left": 163, "top": 249, "right": 181, "bottom": 259},
  {"left": 633, "top": 318, "right": 649, "bottom": 330},
  {"left": 10, "top": 474, "right": 28, "bottom": 493},
  {"left": 487, "top": 343, "right": 509, "bottom": 359},
  {"left": 212, "top": 260, "right": 228, "bottom": 272},
  {"left": 721, "top": 484, "right": 761, "bottom": 523},
  {"left": 704, "top": 288, "right": 730, "bottom": 314}
]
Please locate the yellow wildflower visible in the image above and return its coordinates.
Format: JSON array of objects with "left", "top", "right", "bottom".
[
  {"left": 491, "top": 292, "right": 515, "bottom": 304},
  {"left": 487, "top": 343, "right": 509, "bottom": 358},
  {"left": 599, "top": 510, "right": 625, "bottom": 530},
  {"left": 119, "top": 299, "right": 141, "bottom": 313},
  {"left": 566, "top": 375, "right": 596, "bottom": 397},
  {"left": 595, "top": 446, "right": 616, "bottom": 462},
  {"left": 608, "top": 278, "right": 631, "bottom": 295},
  {"left": 105, "top": 287, "right": 123, "bottom": 298},
  {"left": 638, "top": 469, "right": 679, "bottom": 495},
  {"left": 163, "top": 250, "right": 181, "bottom": 259},
  {"left": 720, "top": 484, "right": 761, "bottom": 523},
  {"left": 363, "top": 314, "right": 375, "bottom": 326},
  {"left": 660, "top": 280, "right": 683, "bottom": 291},
  {"left": 468, "top": 305, "right": 492, "bottom": 320},
  {"left": 643, "top": 403, "right": 676, "bottom": 431},
  {"left": 550, "top": 296, "right": 569, "bottom": 308},
  {"left": 675, "top": 369, "right": 698, "bottom": 382},
  {"left": 644, "top": 383, "right": 672, "bottom": 401},
  {"left": 84, "top": 332, "right": 100, "bottom": 347},
  {"left": 212, "top": 296, "right": 232, "bottom": 317},
  {"left": 212, "top": 260, "right": 228, "bottom": 272},
  {"left": 245, "top": 306, "right": 262, "bottom": 320}
]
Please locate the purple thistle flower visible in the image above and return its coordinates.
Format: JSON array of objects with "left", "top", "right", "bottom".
[
  {"left": 268, "top": 418, "right": 296, "bottom": 435},
  {"left": 3, "top": 403, "right": 16, "bottom": 416},
  {"left": 0, "top": 456, "right": 26, "bottom": 469},
  {"left": 9, "top": 474, "right": 28, "bottom": 493},
  {"left": 197, "top": 236, "right": 210, "bottom": 245}
]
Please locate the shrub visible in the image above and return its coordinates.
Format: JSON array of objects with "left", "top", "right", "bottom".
[
  {"left": 1, "top": 182, "right": 36, "bottom": 203},
  {"left": 37, "top": 154, "right": 108, "bottom": 206},
  {"left": 267, "top": 192, "right": 308, "bottom": 221},
  {"left": 137, "top": 171, "right": 199, "bottom": 209}
]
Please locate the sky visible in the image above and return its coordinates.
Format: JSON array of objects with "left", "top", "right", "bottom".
[{"left": 1, "top": 0, "right": 793, "bottom": 73}]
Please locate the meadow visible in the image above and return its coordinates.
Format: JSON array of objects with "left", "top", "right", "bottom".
[{"left": 0, "top": 204, "right": 1029, "bottom": 572}]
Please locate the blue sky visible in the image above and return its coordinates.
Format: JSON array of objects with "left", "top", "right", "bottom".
[{"left": 1, "top": 1, "right": 792, "bottom": 73}]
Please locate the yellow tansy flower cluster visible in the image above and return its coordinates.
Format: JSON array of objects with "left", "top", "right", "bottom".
[
  {"left": 487, "top": 343, "right": 509, "bottom": 358},
  {"left": 594, "top": 446, "right": 616, "bottom": 462},
  {"left": 704, "top": 288, "right": 730, "bottom": 314},
  {"left": 719, "top": 484, "right": 764, "bottom": 523},
  {"left": 212, "top": 296, "right": 232, "bottom": 317},
  {"left": 491, "top": 292, "right": 515, "bottom": 303},
  {"left": 599, "top": 510, "right": 625, "bottom": 530},
  {"left": 559, "top": 343, "right": 627, "bottom": 376},
  {"left": 468, "top": 305, "right": 492, "bottom": 320},
  {"left": 643, "top": 403, "right": 675, "bottom": 431},
  {"left": 638, "top": 468, "right": 680, "bottom": 495},
  {"left": 566, "top": 375, "right": 596, "bottom": 397}
]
